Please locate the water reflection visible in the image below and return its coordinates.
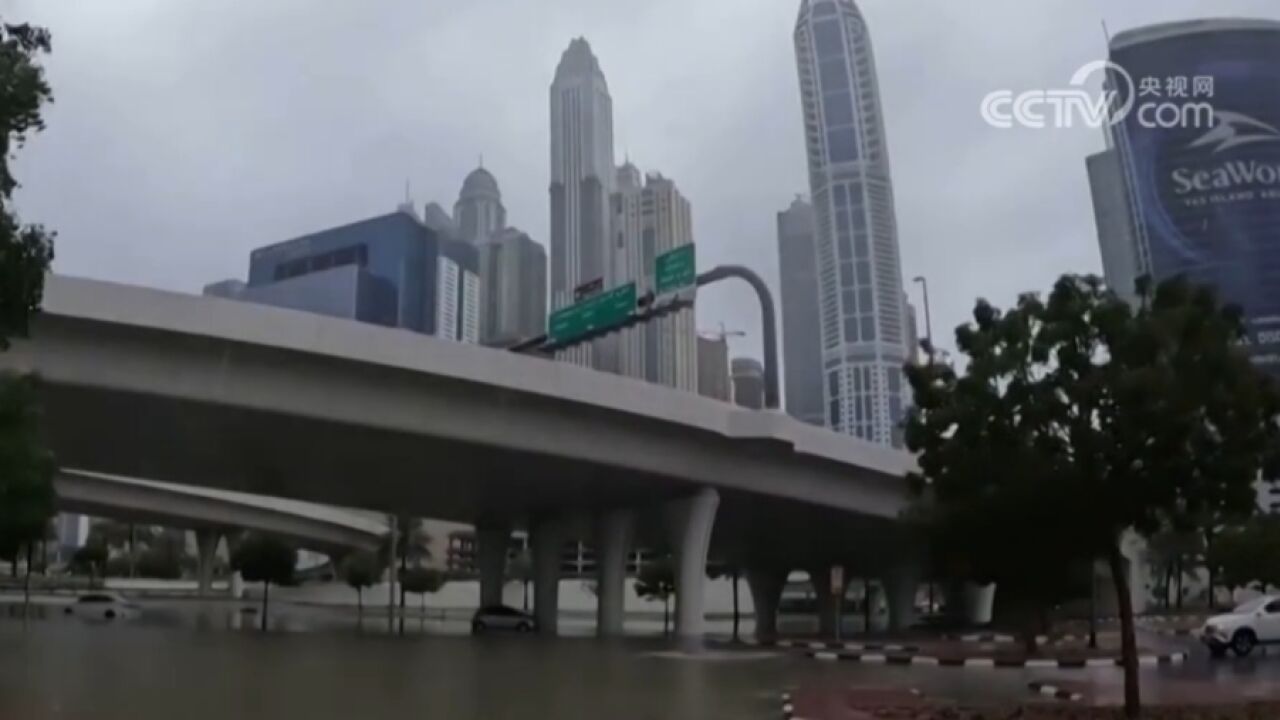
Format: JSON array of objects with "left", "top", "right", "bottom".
[{"left": 0, "top": 601, "right": 793, "bottom": 720}]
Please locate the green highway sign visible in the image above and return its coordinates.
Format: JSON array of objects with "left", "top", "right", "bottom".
[
  {"left": 655, "top": 244, "right": 696, "bottom": 296},
  {"left": 548, "top": 281, "right": 638, "bottom": 345}
]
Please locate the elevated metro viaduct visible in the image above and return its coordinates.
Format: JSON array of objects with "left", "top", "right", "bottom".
[
  {"left": 4, "top": 276, "right": 921, "bottom": 638},
  {"left": 54, "top": 469, "right": 387, "bottom": 595}
]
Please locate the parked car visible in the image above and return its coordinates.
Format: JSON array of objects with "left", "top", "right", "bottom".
[
  {"left": 471, "top": 605, "right": 535, "bottom": 634},
  {"left": 1201, "top": 595, "right": 1280, "bottom": 658},
  {"left": 63, "top": 592, "right": 140, "bottom": 621}
]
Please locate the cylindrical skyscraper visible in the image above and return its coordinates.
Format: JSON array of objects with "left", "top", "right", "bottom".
[
  {"left": 550, "top": 38, "right": 616, "bottom": 368},
  {"left": 793, "top": 0, "right": 910, "bottom": 445}
]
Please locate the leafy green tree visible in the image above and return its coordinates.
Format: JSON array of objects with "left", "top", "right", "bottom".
[
  {"left": 0, "top": 373, "right": 55, "bottom": 613},
  {"left": 635, "top": 556, "right": 676, "bottom": 635},
  {"left": 906, "top": 274, "right": 1280, "bottom": 718},
  {"left": 1206, "top": 517, "right": 1280, "bottom": 594},
  {"left": 135, "top": 530, "right": 188, "bottom": 580},
  {"left": 230, "top": 532, "right": 297, "bottom": 631},
  {"left": 70, "top": 540, "right": 107, "bottom": 586},
  {"left": 400, "top": 567, "right": 445, "bottom": 613},
  {"left": 339, "top": 550, "right": 380, "bottom": 617},
  {"left": 707, "top": 561, "right": 742, "bottom": 642},
  {"left": 0, "top": 21, "right": 56, "bottom": 349}
]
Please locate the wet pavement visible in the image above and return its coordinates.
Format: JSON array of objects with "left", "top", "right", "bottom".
[{"left": 2, "top": 600, "right": 1278, "bottom": 719}]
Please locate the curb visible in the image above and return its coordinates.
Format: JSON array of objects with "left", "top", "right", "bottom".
[
  {"left": 776, "top": 639, "right": 918, "bottom": 653},
  {"left": 806, "top": 650, "right": 1188, "bottom": 669},
  {"left": 1029, "top": 681, "right": 1083, "bottom": 702}
]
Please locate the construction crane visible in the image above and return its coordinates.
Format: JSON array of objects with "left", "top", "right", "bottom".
[{"left": 699, "top": 322, "right": 746, "bottom": 342}]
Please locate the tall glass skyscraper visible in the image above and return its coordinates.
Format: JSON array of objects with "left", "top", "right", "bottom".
[
  {"left": 550, "top": 38, "right": 616, "bottom": 369},
  {"left": 794, "top": 0, "right": 910, "bottom": 446}
]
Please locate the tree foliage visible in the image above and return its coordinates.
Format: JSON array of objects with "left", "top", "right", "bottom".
[
  {"left": 230, "top": 532, "right": 297, "bottom": 586},
  {"left": 1206, "top": 517, "right": 1280, "bottom": 593},
  {"left": 905, "top": 274, "right": 1280, "bottom": 718},
  {"left": 400, "top": 567, "right": 445, "bottom": 596},
  {"left": 635, "top": 556, "right": 676, "bottom": 635},
  {"left": 1, "top": 21, "right": 56, "bottom": 349},
  {"left": 0, "top": 373, "right": 55, "bottom": 563}
]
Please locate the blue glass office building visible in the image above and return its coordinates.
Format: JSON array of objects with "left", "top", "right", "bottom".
[{"left": 239, "top": 210, "right": 480, "bottom": 339}]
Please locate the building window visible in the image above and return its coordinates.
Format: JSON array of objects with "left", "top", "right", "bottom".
[
  {"left": 826, "top": 127, "right": 859, "bottom": 163},
  {"left": 812, "top": 20, "right": 844, "bottom": 58}
]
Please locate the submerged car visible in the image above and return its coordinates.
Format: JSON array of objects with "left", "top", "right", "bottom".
[
  {"left": 471, "top": 605, "right": 535, "bottom": 634},
  {"left": 63, "top": 592, "right": 140, "bottom": 620},
  {"left": 1201, "top": 595, "right": 1280, "bottom": 658}
]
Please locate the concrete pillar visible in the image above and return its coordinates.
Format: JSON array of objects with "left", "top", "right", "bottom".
[
  {"left": 745, "top": 566, "right": 788, "bottom": 642},
  {"left": 665, "top": 488, "right": 719, "bottom": 640},
  {"left": 595, "top": 509, "right": 634, "bottom": 637},
  {"left": 194, "top": 529, "right": 221, "bottom": 598},
  {"left": 476, "top": 523, "right": 510, "bottom": 608},
  {"left": 531, "top": 516, "right": 564, "bottom": 635},
  {"left": 885, "top": 566, "right": 921, "bottom": 632},
  {"left": 807, "top": 567, "right": 846, "bottom": 638}
]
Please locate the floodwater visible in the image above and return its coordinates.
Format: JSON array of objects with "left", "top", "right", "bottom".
[
  {"left": 0, "top": 600, "right": 807, "bottom": 720},
  {"left": 6, "top": 598, "right": 1263, "bottom": 718}
]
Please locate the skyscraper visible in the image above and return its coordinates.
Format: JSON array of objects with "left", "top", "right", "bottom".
[
  {"left": 777, "top": 196, "right": 824, "bottom": 427},
  {"left": 612, "top": 166, "right": 697, "bottom": 391},
  {"left": 480, "top": 227, "right": 548, "bottom": 347},
  {"left": 455, "top": 166, "right": 507, "bottom": 245},
  {"left": 1090, "top": 19, "right": 1280, "bottom": 373},
  {"left": 793, "top": 0, "right": 911, "bottom": 445},
  {"left": 696, "top": 335, "right": 731, "bottom": 402},
  {"left": 550, "top": 38, "right": 616, "bottom": 368},
  {"left": 731, "top": 357, "right": 766, "bottom": 410},
  {"left": 209, "top": 207, "right": 480, "bottom": 343}
]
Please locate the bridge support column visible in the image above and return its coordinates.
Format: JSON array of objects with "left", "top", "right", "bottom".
[
  {"left": 595, "top": 509, "right": 634, "bottom": 637},
  {"left": 807, "top": 566, "right": 847, "bottom": 639},
  {"left": 665, "top": 488, "right": 719, "bottom": 640},
  {"left": 532, "top": 516, "right": 564, "bottom": 635},
  {"left": 476, "top": 523, "right": 510, "bottom": 608},
  {"left": 746, "top": 566, "right": 788, "bottom": 643},
  {"left": 885, "top": 565, "right": 921, "bottom": 632},
  {"left": 195, "top": 528, "right": 222, "bottom": 598}
]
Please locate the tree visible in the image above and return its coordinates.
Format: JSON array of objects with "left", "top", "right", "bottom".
[
  {"left": 339, "top": 550, "right": 380, "bottom": 618},
  {"left": 70, "top": 541, "right": 107, "bottom": 587},
  {"left": 135, "top": 530, "right": 188, "bottom": 580},
  {"left": 230, "top": 532, "right": 297, "bottom": 631},
  {"left": 1206, "top": 517, "right": 1280, "bottom": 595},
  {"left": 707, "top": 561, "right": 742, "bottom": 642},
  {"left": 507, "top": 548, "right": 533, "bottom": 611},
  {"left": 635, "top": 556, "right": 676, "bottom": 635},
  {"left": 0, "top": 21, "right": 56, "bottom": 350},
  {"left": 905, "top": 275, "right": 1280, "bottom": 719},
  {"left": 400, "top": 567, "right": 446, "bottom": 613},
  {"left": 0, "top": 373, "right": 55, "bottom": 614}
]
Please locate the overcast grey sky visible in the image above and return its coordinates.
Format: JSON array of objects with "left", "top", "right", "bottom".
[{"left": 9, "top": 0, "right": 1279, "bottom": 361}]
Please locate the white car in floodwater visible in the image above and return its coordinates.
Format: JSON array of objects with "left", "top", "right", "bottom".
[
  {"left": 1201, "top": 595, "right": 1280, "bottom": 658},
  {"left": 63, "top": 592, "right": 140, "bottom": 621}
]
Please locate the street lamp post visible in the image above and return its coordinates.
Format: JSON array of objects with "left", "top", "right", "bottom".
[
  {"left": 911, "top": 275, "right": 935, "bottom": 614},
  {"left": 912, "top": 275, "right": 934, "bottom": 363}
]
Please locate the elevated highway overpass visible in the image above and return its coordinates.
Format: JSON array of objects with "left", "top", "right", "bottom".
[
  {"left": 3, "top": 275, "right": 920, "bottom": 638},
  {"left": 54, "top": 469, "right": 387, "bottom": 595}
]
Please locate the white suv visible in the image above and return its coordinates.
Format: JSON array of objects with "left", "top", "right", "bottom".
[{"left": 1201, "top": 595, "right": 1280, "bottom": 658}]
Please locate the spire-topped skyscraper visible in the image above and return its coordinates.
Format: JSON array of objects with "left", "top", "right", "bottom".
[
  {"left": 550, "top": 37, "right": 616, "bottom": 368},
  {"left": 793, "top": 0, "right": 910, "bottom": 446},
  {"left": 455, "top": 166, "right": 506, "bottom": 245}
]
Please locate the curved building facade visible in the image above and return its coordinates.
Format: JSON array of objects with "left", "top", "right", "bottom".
[
  {"left": 1099, "top": 19, "right": 1280, "bottom": 372},
  {"left": 793, "top": 0, "right": 909, "bottom": 445},
  {"left": 455, "top": 167, "right": 507, "bottom": 245}
]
